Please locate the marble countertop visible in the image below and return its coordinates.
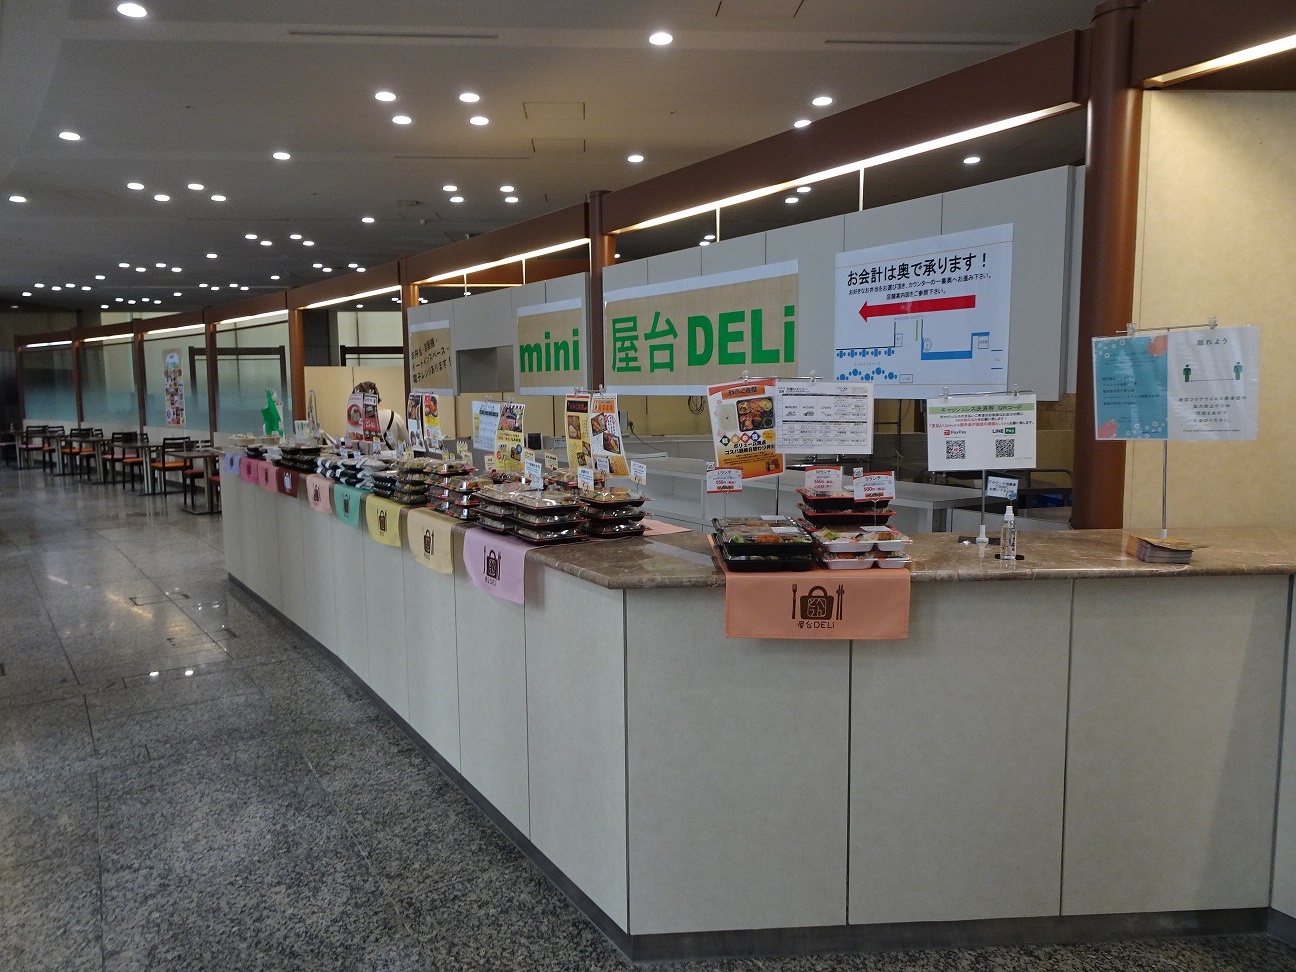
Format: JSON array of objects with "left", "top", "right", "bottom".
[{"left": 511, "top": 525, "right": 1296, "bottom": 590}]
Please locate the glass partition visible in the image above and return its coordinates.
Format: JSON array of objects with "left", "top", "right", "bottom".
[
  {"left": 215, "top": 316, "right": 290, "bottom": 434},
  {"left": 21, "top": 346, "right": 77, "bottom": 423},
  {"left": 143, "top": 329, "right": 209, "bottom": 432},
  {"left": 81, "top": 338, "right": 138, "bottom": 427}
]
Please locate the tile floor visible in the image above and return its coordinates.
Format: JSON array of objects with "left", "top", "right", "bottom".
[{"left": 2, "top": 464, "right": 1294, "bottom": 971}]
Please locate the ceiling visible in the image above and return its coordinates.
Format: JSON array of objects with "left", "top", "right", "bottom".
[{"left": 0, "top": 0, "right": 1101, "bottom": 315}]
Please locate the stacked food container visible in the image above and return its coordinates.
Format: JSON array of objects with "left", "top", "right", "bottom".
[
  {"left": 475, "top": 484, "right": 587, "bottom": 544},
  {"left": 579, "top": 487, "right": 647, "bottom": 539},
  {"left": 710, "top": 516, "right": 817, "bottom": 571},
  {"left": 809, "top": 526, "right": 912, "bottom": 569},
  {"left": 426, "top": 461, "right": 485, "bottom": 521}
]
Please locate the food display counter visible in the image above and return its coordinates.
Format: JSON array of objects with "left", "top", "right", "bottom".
[{"left": 220, "top": 462, "right": 1296, "bottom": 960}]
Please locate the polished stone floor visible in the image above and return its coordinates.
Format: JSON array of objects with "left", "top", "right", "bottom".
[{"left": 1, "top": 464, "right": 1294, "bottom": 972}]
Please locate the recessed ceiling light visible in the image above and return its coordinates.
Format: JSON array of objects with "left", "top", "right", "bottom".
[
  {"left": 259, "top": 240, "right": 272, "bottom": 247},
  {"left": 356, "top": 267, "right": 366, "bottom": 272},
  {"left": 499, "top": 185, "right": 514, "bottom": 193},
  {"left": 239, "top": 286, "right": 248, "bottom": 291},
  {"left": 392, "top": 115, "right": 412, "bottom": 125},
  {"left": 100, "top": 304, "right": 108, "bottom": 309},
  {"left": 375, "top": 91, "right": 397, "bottom": 102},
  {"left": 8, "top": 194, "right": 27, "bottom": 203},
  {"left": 784, "top": 196, "right": 799, "bottom": 204},
  {"left": 627, "top": 153, "right": 644, "bottom": 164},
  {"left": 127, "top": 299, "right": 136, "bottom": 304},
  {"left": 289, "top": 233, "right": 302, "bottom": 240},
  {"left": 449, "top": 195, "right": 464, "bottom": 203},
  {"left": 119, "top": 262, "right": 130, "bottom": 268},
  {"left": 700, "top": 240, "right": 710, "bottom": 247},
  {"left": 23, "top": 292, "right": 32, "bottom": 297},
  {"left": 270, "top": 275, "right": 280, "bottom": 280},
  {"left": 797, "top": 186, "right": 812, "bottom": 194},
  {"left": 34, "top": 283, "right": 45, "bottom": 288},
  {"left": 153, "top": 194, "right": 170, "bottom": 202},
  {"left": 812, "top": 95, "right": 834, "bottom": 107},
  {"left": 504, "top": 196, "right": 519, "bottom": 204},
  {"left": 59, "top": 131, "right": 81, "bottom": 141},
  {"left": 320, "top": 268, "right": 332, "bottom": 274},
  {"left": 210, "top": 286, "right": 220, "bottom": 290},
  {"left": 793, "top": 119, "right": 811, "bottom": 129},
  {"left": 126, "top": 182, "right": 145, "bottom": 190},
  {"left": 155, "top": 262, "right": 166, "bottom": 268},
  {"left": 303, "top": 240, "right": 314, "bottom": 247},
  {"left": 347, "top": 263, "right": 358, "bottom": 269},
  {"left": 51, "top": 286, "right": 62, "bottom": 291},
  {"left": 171, "top": 266, "right": 182, "bottom": 272},
  {"left": 963, "top": 155, "right": 982, "bottom": 165},
  {"left": 187, "top": 183, "right": 204, "bottom": 191},
  {"left": 81, "top": 286, "right": 91, "bottom": 291},
  {"left": 442, "top": 184, "right": 457, "bottom": 192},
  {"left": 703, "top": 234, "right": 716, "bottom": 241},
  {"left": 65, "top": 281, "right": 74, "bottom": 287},
  {"left": 206, "top": 252, "right": 218, "bottom": 259},
  {"left": 173, "top": 291, "right": 181, "bottom": 297},
  {"left": 210, "top": 194, "right": 227, "bottom": 202},
  {"left": 135, "top": 267, "right": 146, "bottom": 272},
  {"left": 649, "top": 31, "right": 673, "bottom": 46},
  {"left": 245, "top": 233, "right": 257, "bottom": 240},
  {"left": 117, "top": 3, "right": 147, "bottom": 17},
  {"left": 272, "top": 151, "right": 291, "bottom": 161},
  {"left": 114, "top": 297, "right": 123, "bottom": 301},
  {"left": 95, "top": 274, "right": 106, "bottom": 280},
  {"left": 200, "top": 283, "right": 208, "bottom": 288},
  {"left": 311, "top": 262, "right": 323, "bottom": 269},
  {"left": 469, "top": 116, "right": 489, "bottom": 126},
  {"left": 361, "top": 216, "right": 375, "bottom": 223},
  {"left": 459, "top": 92, "right": 480, "bottom": 103}
]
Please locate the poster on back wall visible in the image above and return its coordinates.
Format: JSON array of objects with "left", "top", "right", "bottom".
[
  {"left": 163, "top": 349, "right": 185, "bottom": 426},
  {"left": 517, "top": 298, "right": 586, "bottom": 393}
]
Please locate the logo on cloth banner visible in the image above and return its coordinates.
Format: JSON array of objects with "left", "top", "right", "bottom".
[
  {"left": 793, "top": 583, "right": 846, "bottom": 629},
  {"left": 378, "top": 509, "right": 388, "bottom": 532},
  {"left": 423, "top": 530, "right": 433, "bottom": 556},
  {"left": 283, "top": 473, "right": 292, "bottom": 491},
  {"left": 342, "top": 495, "right": 350, "bottom": 515},
  {"left": 312, "top": 485, "right": 321, "bottom": 502},
  {"left": 485, "top": 549, "right": 501, "bottom": 582}
]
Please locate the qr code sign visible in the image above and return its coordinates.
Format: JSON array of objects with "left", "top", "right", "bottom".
[
  {"left": 995, "top": 438, "right": 1016, "bottom": 459},
  {"left": 945, "top": 440, "right": 966, "bottom": 461}
]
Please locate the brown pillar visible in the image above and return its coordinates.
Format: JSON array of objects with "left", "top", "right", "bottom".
[
  {"left": 133, "top": 332, "right": 147, "bottom": 434},
  {"left": 16, "top": 349, "right": 26, "bottom": 425},
  {"left": 586, "top": 191, "right": 613, "bottom": 389},
  {"left": 71, "top": 339, "right": 84, "bottom": 426},
  {"left": 1072, "top": 0, "right": 1143, "bottom": 529},
  {"left": 288, "top": 307, "right": 306, "bottom": 423},
  {"left": 401, "top": 281, "right": 419, "bottom": 401},
  {"left": 205, "top": 319, "right": 219, "bottom": 438}
]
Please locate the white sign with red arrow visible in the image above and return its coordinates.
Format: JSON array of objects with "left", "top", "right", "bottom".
[{"left": 833, "top": 224, "right": 1014, "bottom": 399}]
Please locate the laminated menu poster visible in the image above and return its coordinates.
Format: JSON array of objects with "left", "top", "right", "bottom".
[
  {"left": 406, "top": 393, "right": 425, "bottom": 450},
  {"left": 1093, "top": 326, "right": 1259, "bottom": 441},
  {"left": 494, "top": 403, "right": 526, "bottom": 474},
  {"left": 566, "top": 393, "right": 631, "bottom": 476},
  {"left": 564, "top": 394, "right": 593, "bottom": 469},
  {"left": 776, "top": 379, "right": 874, "bottom": 455},
  {"left": 162, "top": 349, "right": 185, "bottom": 426},
  {"left": 472, "top": 401, "right": 500, "bottom": 452},
  {"left": 462, "top": 527, "right": 528, "bottom": 604},
  {"left": 925, "top": 393, "right": 1037, "bottom": 471},
  {"left": 707, "top": 378, "right": 784, "bottom": 479},
  {"left": 422, "top": 393, "right": 443, "bottom": 446}
]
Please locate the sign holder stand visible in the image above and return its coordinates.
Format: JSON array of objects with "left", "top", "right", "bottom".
[
  {"left": 1119, "top": 317, "right": 1217, "bottom": 540},
  {"left": 944, "top": 385, "right": 1033, "bottom": 546}
]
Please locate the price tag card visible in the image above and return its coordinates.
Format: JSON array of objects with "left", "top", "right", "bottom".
[
  {"left": 522, "top": 449, "right": 536, "bottom": 467},
  {"left": 484, "top": 454, "right": 498, "bottom": 472},
  {"left": 630, "top": 460, "right": 647, "bottom": 486},
  {"left": 543, "top": 452, "right": 559, "bottom": 470},
  {"left": 803, "top": 466, "right": 842, "bottom": 493},
  {"left": 706, "top": 467, "right": 743, "bottom": 493},
  {"left": 457, "top": 440, "right": 472, "bottom": 462},
  {"left": 853, "top": 471, "right": 896, "bottom": 502},
  {"left": 986, "top": 475, "right": 1018, "bottom": 500},
  {"left": 524, "top": 459, "right": 543, "bottom": 484},
  {"left": 595, "top": 455, "right": 611, "bottom": 474},
  {"left": 577, "top": 466, "right": 596, "bottom": 490}
]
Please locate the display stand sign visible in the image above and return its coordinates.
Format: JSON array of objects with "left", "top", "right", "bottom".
[
  {"left": 834, "top": 224, "right": 1013, "bottom": 398},
  {"left": 776, "top": 380, "right": 874, "bottom": 455},
  {"left": 221, "top": 452, "right": 241, "bottom": 477},
  {"left": 853, "top": 471, "right": 895, "bottom": 502},
  {"left": 407, "top": 314, "right": 455, "bottom": 394},
  {"left": 462, "top": 527, "right": 528, "bottom": 604},
  {"left": 604, "top": 262, "right": 800, "bottom": 394},
  {"left": 276, "top": 468, "right": 300, "bottom": 497},
  {"left": 365, "top": 496, "right": 404, "bottom": 548},
  {"left": 163, "top": 349, "right": 185, "bottom": 426},
  {"left": 707, "top": 378, "right": 783, "bottom": 478},
  {"left": 805, "top": 467, "right": 842, "bottom": 493},
  {"left": 333, "top": 484, "right": 364, "bottom": 527},
  {"left": 407, "top": 393, "right": 425, "bottom": 450},
  {"left": 472, "top": 401, "right": 500, "bottom": 452},
  {"left": 406, "top": 508, "right": 456, "bottom": 574},
  {"left": 711, "top": 542, "right": 911, "bottom": 640},
  {"left": 306, "top": 474, "right": 332, "bottom": 514},
  {"left": 1092, "top": 325, "right": 1259, "bottom": 441},
  {"left": 406, "top": 390, "right": 446, "bottom": 452},
  {"left": 517, "top": 298, "right": 587, "bottom": 394},
  {"left": 706, "top": 466, "right": 743, "bottom": 493},
  {"left": 986, "top": 475, "right": 1018, "bottom": 500},
  {"left": 925, "top": 393, "right": 1037, "bottom": 472},
  {"left": 564, "top": 395, "right": 592, "bottom": 468},
  {"left": 494, "top": 402, "right": 526, "bottom": 474},
  {"left": 563, "top": 393, "right": 630, "bottom": 475}
]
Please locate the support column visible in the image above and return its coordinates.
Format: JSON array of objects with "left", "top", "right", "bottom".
[
  {"left": 71, "top": 339, "right": 84, "bottom": 426},
  {"left": 205, "top": 318, "right": 218, "bottom": 440},
  {"left": 133, "top": 332, "right": 147, "bottom": 434},
  {"left": 1072, "top": 0, "right": 1143, "bottom": 529},
  {"left": 586, "top": 191, "right": 614, "bottom": 389},
  {"left": 401, "top": 281, "right": 419, "bottom": 401},
  {"left": 288, "top": 307, "right": 306, "bottom": 422}
]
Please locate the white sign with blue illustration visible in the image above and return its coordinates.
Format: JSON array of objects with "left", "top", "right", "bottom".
[{"left": 833, "top": 225, "right": 1013, "bottom": 399}]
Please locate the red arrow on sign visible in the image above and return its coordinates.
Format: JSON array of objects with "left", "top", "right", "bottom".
[{"left": 858, "top": 295, "right": 977, "bottom": 320}]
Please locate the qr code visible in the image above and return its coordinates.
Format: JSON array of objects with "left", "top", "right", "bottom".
[
  {"left": 995, "top": 439, "right": 1016, "bottom": 459},
  {"left": 945, "top": 440, "right": 966, "bottom": 460}
]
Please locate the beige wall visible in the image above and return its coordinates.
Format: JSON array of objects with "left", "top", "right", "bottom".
[{"left": 1127, "top": 90, "right": 1296, "bottom": 530}]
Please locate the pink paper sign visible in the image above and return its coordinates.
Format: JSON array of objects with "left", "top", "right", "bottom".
[
  {"left": 305, "top": 474, "right": 333, "bottom": 514},
  {"left": 461, "top": 527, "right": 529, "bottom": 604},
  {"left": 257, "top": 461, "right": 276, "bottom": 493},
  {"left": 240, "top": 458, "right": 260, "bottom": 484}
]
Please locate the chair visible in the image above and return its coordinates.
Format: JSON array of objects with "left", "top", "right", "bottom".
[
  {"left": 74, "top": 429, "right": 103, "bottom": 480},
  {"left": 0, "top": 427, "right": 17, "bottom": 465},
  {"left": 17, "top": 425, "right": 47, "bottom": 469},
  {"left": 150, "top": 436, "right": 192, "bottom": 496},
  {"left": 118, "top": 433, "right": 148, "bottom": 491},
  {"left": 40, "top": 425, "right": 66, "bottom": 472},
  {"left": 180, "top": 439, "right": 214, "bottom": 508}
]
